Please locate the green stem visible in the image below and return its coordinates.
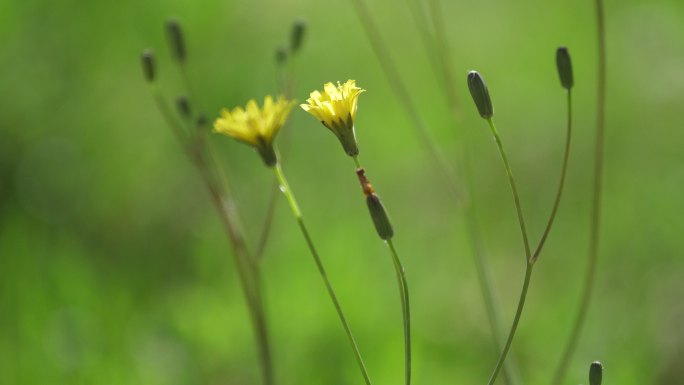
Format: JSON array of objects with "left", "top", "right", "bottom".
[
  {"left": 551, "top": 0, "right": 606, "bottom": 382},
  {"left": 350, "top": 5, "right": 519, "bottom": 381},
  {"left": 353, "top": 155, "right": 362, "bottom": 169},
  {"left": 387, "top": 239, "right": 412, "bottom": 385},
  {"left": 349, "top": 0, "right": 462, "bottom": 201},
  {"left": 486, "top": 118, "right": 532, "bottom": 261},
  {"left": 352, "top": 155, "right": 410, "bottom": 384},
  {"left": 531, "top": 90, "right": 573, "bottom": 264},
  {"left": 272, "top": 162, "right": 373, "bottom": 385},
  {"left": 417, "top": 0, "right": 521, "bottom": 380},
  {"left": 148, "top": 85, "right": 274, "bottom": 385},
  {"left": 486, "top": 263, "right": 534, "bottom": 385},
  {"left": 483, "top": 118, "right": 533, "bottom": 385}
]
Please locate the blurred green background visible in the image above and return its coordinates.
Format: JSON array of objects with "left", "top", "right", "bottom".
[{"left": 1, "top": 0, "right": 683, "bottom": 384}]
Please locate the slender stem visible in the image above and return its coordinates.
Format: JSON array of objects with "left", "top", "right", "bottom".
[
  {"left": 148, "top": 85, "right": 274, "bottom": 385},
  {"left": 355, "top": 155, "right": 411, "bottom": 385},
  {"left": 483, "top": 118, "right": 534, "bottom": 385},
  {"left": 350, "top": 0, "right": 462, "bottom": 200},
  {"left": 387, "top": 239, "right": 412, "bottom": 385},
  {"left": 272, "top": 162, "right": 373, "bottom": 385},
  {"left": 350, "top": 2, "right": 520, "bottom": 382},
  {"left": 255, "top": 178, "right": 280, "bottom": 261},
  {"left": 486, "top": 118, "right": 532, "bottom": 261},
  {"left": 551, "top": 0, "right": 606, "bottom": 382},
  {"left": 352, "top": 155, "right": 362, "bottom": 169},
  {"left": 426, "top": 0, "right": 461, "bottom": 120},
  {"left": 531, "top": 90, "right": 573, "bottom": 264},
  {"left": 196, "top": 151, "right": 274, "bottom": 385},
  {"left": 422, "top": 0, "right": 522, "bottom": 380},
  {"left": 486, "top": 263, "right": 534, "bottom": 385}
]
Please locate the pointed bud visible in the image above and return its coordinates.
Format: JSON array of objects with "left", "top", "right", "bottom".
[
  {"left": 290, "top": 19, "right": 307, "bottom": 53},
  {"left": 556, "top": 46, "right": 574, "bottom": 90},
  {"left": 176, "top": 96, "right": 191, "bottom": 119},
  {"left": 589, "top": 361, "right": 603, "bottom": 385},
  {"left": 357, "top": 169, "right": 394, "bottom": 240},
  {"left": 165, "top": 19, "right": 186, "bottom": 63},
  {"left": 467, "top": 71, "right": 493, "bottom": 119},
  {"left": 141, "top": 49, "right": 155, "bottom": 82},
  {"left": 275, "top": 45, "right": 288, "bottom": 66},
  {"left": 196, "top": 114, "right": 208, "bottom": 128}
]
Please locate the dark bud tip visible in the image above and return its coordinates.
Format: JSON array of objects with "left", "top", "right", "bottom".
[
  {"left": 166, "top": 18, "right": 186, "bottom": 63},
  {"left": 175, "top": 96, "right": 191, "bottom": 119},
  {"left": 290, "top": 19, "right": 307, "bottom": 53},
  {"left": 589, "top": 361, "right": 603, "bottom": 385},
  {"left": 275, "top": 45, "right": 288, "bottom": 66},
  {"left": 467, "top": 71, "right": 494, "bottom": 119},
  {"left": 141, "top": 49, "right": 155, "bottom": 82},
  {"left": 556, "top": 46, "right": 574, "bottom": 90}
]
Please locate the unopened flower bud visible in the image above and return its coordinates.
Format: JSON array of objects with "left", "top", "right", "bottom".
[
  {"left": 357, "top": 169, "right": 394, "bottom": 240},
  {"left": 176, "top": 96, "right": 191, "bottom": 119},
  {"left": 290, "top": 19, "right": 307, "bottom": 53},
  {"left": 556, "top": 46, "right": 574, "bottom": 90},
  {"left": 141, "top": 49, "right": 155, "bottom": 82},
  {"left": 166, "top": 19, "right": 186, "bottom": 63},
  {"left": 467, "top": 71, "right": 494, "bottom": 119},
  {"left": 275, "top": 45, "right": 288, "bottom": 66},
  {"left": 589, "top": 361, "right": 603, "bottom": 385}
]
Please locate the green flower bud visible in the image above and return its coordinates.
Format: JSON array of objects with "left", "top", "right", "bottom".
[
  {"left": 275, "top": 45, "right": 288, "bottom": 66},
  {"left": 165, "top": 19, "right": 186, "bottom": 63},
  {"left": 357, "top": 169, "right": 394, "bottom": 240},
  {"left": 467, "top": 71, "right": 494, "bottom": 119},
  {"left": 589, "top": 361, "right": 603, "bottom": 385},
  {"left": 176, "top": 96, "right": 191, "bottom": 119},
  {"left": 556, "top": 46, "right": 574, "bottom": 90},
  {"left": 290, "top": 19, "right": 307, "bottom": 53},
  {"left": 141, "top": 49, "right": 155, "bottom": 82}
]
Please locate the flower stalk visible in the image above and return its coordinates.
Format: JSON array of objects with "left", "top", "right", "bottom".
[
  {"left": 551, "top": 1, "right": 607, "bottom": 381},
  {"left": 213, "top": 96, "right": 373, "bottom": 385}
]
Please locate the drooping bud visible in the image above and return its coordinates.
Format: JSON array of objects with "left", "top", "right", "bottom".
[
  {"left": 556, "top": 46, "right": 574, "bottom": 90},
  {"left": 290, "top": 19, "right": 307, "bottom": 53},
  {"left": 589, "top": 361, "right": 603, "bottom": 385},
  {"left": 275, "top": 45, "right": 288, "bottom": 66},
  {"left": 176, "top": 96, "right": 191, "bottom": 119},
  {"left": 357, "top": 168, "right": 394, "bottom": 240},
  {"left": 467, "top": 71, "right": 494, "bottom": 119},
  {"left": 141, "top": 49, "right": 155, "bottom": 82},
  {"left": 165, "top": 19, "right": 186, "bottom": 63}
]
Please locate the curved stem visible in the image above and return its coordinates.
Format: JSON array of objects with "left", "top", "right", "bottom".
[
  {"left": 387, "top": 239, "right": 412, "bottom": 385},
  {"left": 486, "top": 118, "right": 532, "bottom": 261},
  {"left": 531, "top": 90, "right": 573, "bottom": 264},
  {"left": 551, "top": 0, "right": 606, "bottom": 382},
  {"left": 349, "top": 0, "right": 462, "bottom": 201},
  {"left": 148, "top": 86, "right": 274, "bottom": 385},
  {"left": 272, "top": 162, "right": 373, "bottom": 385},
  {"left": 482, "top": 117, "right": 534, "bottom": 385},
  {"left": 350, "top": 4, "right": 519, "bottom": 382},
  {"left": 486, "top": 263, "right": 534, "bottom": 385}
]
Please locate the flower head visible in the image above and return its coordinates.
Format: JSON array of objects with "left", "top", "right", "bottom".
[
  {"left": 214, "top": 95, "right": 294, "bottom": 166},
  {"left": 301, "top": 80, "right": 365, "bottom": 156}
]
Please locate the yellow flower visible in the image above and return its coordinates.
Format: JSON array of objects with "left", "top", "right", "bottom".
[
  {"left": 214, "top": 95, "right": 294, "bottom": 166},
  {"left": 301, "top": 80, "right": 365, "bottom": 156}
]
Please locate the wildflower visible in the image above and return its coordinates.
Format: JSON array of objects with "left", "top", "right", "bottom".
[
  {"left": 214, "top": 95, "right": 295, "bottom": 166},
  {"left": 301, "top": 80, "right": 365, "bottom": 156}
]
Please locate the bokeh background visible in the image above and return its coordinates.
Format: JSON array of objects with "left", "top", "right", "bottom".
[{"left": 1, "top": 0, "right": 683, "bottom": 384}]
